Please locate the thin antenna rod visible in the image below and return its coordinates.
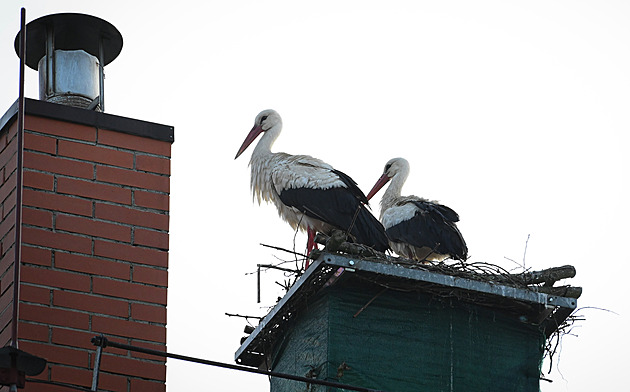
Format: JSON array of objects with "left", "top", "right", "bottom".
[
  {"left": 98, "top": 37, "right": 105, "bottom": 111},
  {"left": 12, "top": 6, "right": 26, "bottom": 349},
  {"left": 45, "top": 24, "right": 53, "bottom": 99}
]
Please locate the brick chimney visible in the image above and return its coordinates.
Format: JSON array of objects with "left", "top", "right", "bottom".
[
  {"left": 0, "top": 99, "right": 173, "bottom": 391},
  {"left": 0, "top": 12, "right": 174, "bottom": 392}
]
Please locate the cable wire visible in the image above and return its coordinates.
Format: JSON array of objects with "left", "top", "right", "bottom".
[{"left": 91, "top": 336, "right": 386, "bottom": 392}]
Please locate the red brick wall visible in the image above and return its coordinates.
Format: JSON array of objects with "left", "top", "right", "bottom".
[
  {"left": 0, "top": 121, "right": 18, "bottom": 350},
  {"left": 0, "top": 114, "right": 170, "bottom": 391}
]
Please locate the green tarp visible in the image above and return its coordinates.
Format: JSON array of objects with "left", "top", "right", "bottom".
[{"left": 270, "top": 278, "right": 545, "bottom": 392}]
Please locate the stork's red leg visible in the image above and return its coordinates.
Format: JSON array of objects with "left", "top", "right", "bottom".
[{"left": 305, "top": 227, "right": 318, "bottom": 269}]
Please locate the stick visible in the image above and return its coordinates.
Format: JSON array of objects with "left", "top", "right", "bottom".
[
  {"left": 225, "top": 313, "right": 263, "bottom": 320},
  {"left": 534, "top": 285, "right": 582, "bottom": 299},
  {"left": 354, "top": 287, "right": 388, "bottom": 318},
  {"left": 260, "top": 243, "right": 307, "bottom": 258}
]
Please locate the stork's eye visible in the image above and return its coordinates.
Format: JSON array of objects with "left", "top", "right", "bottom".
[
  {"left": 385, "top": 164, "right": 392, "bottom": 172},
  {"left": 261, "top": 115, "right": 268, "bottom": 124}
]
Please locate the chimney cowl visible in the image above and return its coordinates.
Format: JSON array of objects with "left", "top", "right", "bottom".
[{"left": 14, "top": 13, "right": 123, "bottom": 111}]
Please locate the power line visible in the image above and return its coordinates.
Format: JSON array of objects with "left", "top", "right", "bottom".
[{"left": 91, "top": 336, "right": 386, "bottom": 392}]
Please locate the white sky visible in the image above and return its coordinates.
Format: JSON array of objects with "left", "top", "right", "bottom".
[{"left": 1, "top": 1, "right": 629, "bottom": 391}]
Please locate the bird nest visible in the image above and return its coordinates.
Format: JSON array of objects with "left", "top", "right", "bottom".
[{"left": 311, "top": 231, "right": 581, "bottom": 300}]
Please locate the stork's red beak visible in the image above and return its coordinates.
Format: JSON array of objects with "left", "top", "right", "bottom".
[
  {"left": 366, "top": 173, "right": 391, "bottom": 201},
  {"left": 235, "top": 124, "right": 264, "bottom": 159}
]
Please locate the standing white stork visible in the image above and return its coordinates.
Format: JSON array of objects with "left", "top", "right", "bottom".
[
  {"left": 366, "top": 157, "right": 468, "bottom": 262},
  {"left": 235, "top": 109, "right": 389, "bottom": 262}
]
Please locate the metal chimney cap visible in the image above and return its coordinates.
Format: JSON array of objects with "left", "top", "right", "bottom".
[{"left": 14, "top": 13, "right": 123, "bottom": 70}]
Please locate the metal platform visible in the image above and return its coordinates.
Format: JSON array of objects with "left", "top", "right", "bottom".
[{"left": 235, "top": 252, "right": 577, "bottom": 368}]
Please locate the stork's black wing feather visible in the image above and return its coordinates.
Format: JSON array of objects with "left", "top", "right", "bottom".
[
  {"left": 408, "top": 200, "right": 460, "bottom": 222},
  {"left": 386, "top": 200, "right": 467, "bottom": 260},
  {"left": 331, "top": 169, "right": 369, "bottom": 204},
  {"left": 279, "top": 186, "right": 389, "bottom": 252}
]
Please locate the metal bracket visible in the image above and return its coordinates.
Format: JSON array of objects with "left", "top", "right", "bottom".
[{"left": 90, "top": 335, "right": 106, "bottom": 391}]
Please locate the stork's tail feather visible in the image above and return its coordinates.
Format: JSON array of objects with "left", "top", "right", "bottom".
[
  {"left": 444, "top": 223, "right": 468, "bottom": 260},
  {"left": 348, "top": 205, "right": 390, "bottom": 252}
]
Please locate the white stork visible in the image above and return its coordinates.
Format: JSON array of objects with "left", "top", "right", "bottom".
[
  {"left": 235, "top": 109, "right": 389, "bottom": 261},
  {"left": 366, "top": 157, "right": 468, "bottom": 262}
]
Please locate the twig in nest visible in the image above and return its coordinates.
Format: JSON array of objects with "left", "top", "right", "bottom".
[
  {"left": 534, "top": 285, "right": 582, "bottom": 299},
  {"left": 505, "top": 234, "right": 532, "bottom": 273},
  {"left": 418, "top": 242, "right": 443, "bottom": 264},
  {"left": 573, "top": 306, "right": 618, "bottom": 316},
  {"left": 225, "top": 312, "right": 263, "bottom": 320},
  {"left": 543, "top": 306, "right": 605, "bottom": 375},
  {"left": 275, "top": 280, "right": 292, "bottom": 291},
  {"left": 523, "top": 234, "right": 530, "bottom": 268},
  {"left": 261, "top": 243, "right": 308, "bottom": 259},
  {"left": 245, "top": 259, "right": 302, "bottom": 276},
  {"left": 312, "top": 232, "right": 385, "bottom": 259},
  {"left": 354, "top": 287, "right": 388, "bottom": 318},
  {"left": 258, "top": 264, "right": 302, "bottom": 275}
]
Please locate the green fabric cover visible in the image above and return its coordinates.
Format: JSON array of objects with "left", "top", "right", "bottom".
[{"left": 270, "top": 278, "right": 545, "bottom": 392}]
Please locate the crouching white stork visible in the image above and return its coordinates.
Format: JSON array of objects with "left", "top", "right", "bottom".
[
  {"left": 367, "top": 157, "right": 468, "bottom": 262},
  {"left": 235, "top": 109, "right": 389, "bottom": 264}
]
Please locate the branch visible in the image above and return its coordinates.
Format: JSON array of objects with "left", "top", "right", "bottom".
[
  {"left": 534, "top": 285, "right": 582, "bottom": 299},
  {"left": 260, "top": 243, "right": 308, "bottom": 259},
  {"left": 486, "top": 265, "right": 576, "bottom": 286},
  {"left": 310, "top": 232, "right": 384, "bottom": 259},
  {"left": 520, "top": 265, "right": 576, "bottom": 285},
  {"left": 258, "top": 264, "right": 302, "bottom": 275},
  {"left": 224, "top": 313, "right": 263, "bottom": 320}
]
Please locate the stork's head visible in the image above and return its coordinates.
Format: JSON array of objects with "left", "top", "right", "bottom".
[
  {"left": 366, "top": 157, "right": 410, "bottom": 200},
  {"left": 235, "top": 109, "right": 282, "bottom": 159}
]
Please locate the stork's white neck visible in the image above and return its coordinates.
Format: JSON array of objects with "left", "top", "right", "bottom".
[
  {"left": 380, "top": 162, "right": 410, "bottom": 214},
  {"left": 251, "top": 121, "right": 281, "bottom": 162},
  {"left": 248, "top": 121, "right": 282, "bottom": 205}
]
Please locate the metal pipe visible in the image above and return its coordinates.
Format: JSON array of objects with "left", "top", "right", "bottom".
[
  {"left": 91, "top": 344, "right": 103, "bottom": 391},
  {"left": 91, "top": 336, "right": 386, "bottom": 392}
]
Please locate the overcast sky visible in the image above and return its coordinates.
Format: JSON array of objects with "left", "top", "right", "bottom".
[{"left": 1, "top": 1, "right": 629, "bottom": 391}]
